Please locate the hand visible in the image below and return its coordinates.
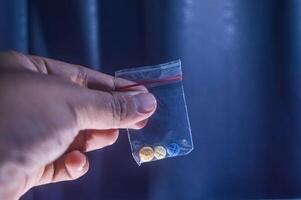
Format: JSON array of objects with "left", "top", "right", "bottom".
[{"left": 0, "top": 51, "right": 157, "bottom": 200}]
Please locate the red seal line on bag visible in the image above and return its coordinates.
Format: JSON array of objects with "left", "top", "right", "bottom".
[{"left": 115, "top": 74, "right": 182, "bottom": 91}]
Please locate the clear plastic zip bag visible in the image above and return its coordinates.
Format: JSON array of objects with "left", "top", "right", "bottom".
[{"left": 115, "top": 60, "right": 193, "bottom": 165}]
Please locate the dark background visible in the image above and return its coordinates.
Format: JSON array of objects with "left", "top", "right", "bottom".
[{"left": 1, "top": 0, "right": 301, "bottom": 199}]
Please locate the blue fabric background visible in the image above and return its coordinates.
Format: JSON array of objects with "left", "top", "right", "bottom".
[{"left": 1, "top": 0, "right": 301, "bottom": 199}]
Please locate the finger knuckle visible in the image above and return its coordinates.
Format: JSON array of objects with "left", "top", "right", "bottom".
[
  {"left": 73, "top": 68, "right": 88, "bottom": 87},
  {"left": 110, "top": 93, "right": 130, "bottom": 126}
]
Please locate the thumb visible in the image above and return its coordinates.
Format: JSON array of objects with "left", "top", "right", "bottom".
[{"left": 71, "top": 89, "right": 157, "bottom": 130}]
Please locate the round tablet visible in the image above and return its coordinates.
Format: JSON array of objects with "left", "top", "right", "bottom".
[
  {"left": 167, "top": 143, "right": 181, "bottom": 156},
  {"left": 154, "top": 146, "right": 167, "bottom": 160},
  {"left": 139, "top": 146, "right": 154, "bottom": 162}
]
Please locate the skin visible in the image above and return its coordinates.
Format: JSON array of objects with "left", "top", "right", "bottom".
[{"left": 0, "top": 51, "right": 157, "bottom": 200}]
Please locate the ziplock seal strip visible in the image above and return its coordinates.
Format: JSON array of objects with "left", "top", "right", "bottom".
[
  {"left": 115, "top": 60, "right": 182, "bottom": 91},
  {"left": 115, "top": 74, "right": 182, "bottom": 91}
]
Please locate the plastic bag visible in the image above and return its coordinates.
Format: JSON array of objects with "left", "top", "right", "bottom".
[{"left": 115, "top": 60, "right": 193, "bottom": 165}]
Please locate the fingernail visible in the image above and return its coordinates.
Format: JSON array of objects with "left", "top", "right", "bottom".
[
  {"left": 77, "top": 159, "right": 86, "bottom": 171},
  {"left": 74, "top": 151, "right": 86, "bottom": 171},
  {"left": 133, "top": 93, "right": 156, "bottom": 113}
]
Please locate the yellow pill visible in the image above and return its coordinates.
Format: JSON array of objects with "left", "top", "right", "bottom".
[
  {"left": 139, "top": 146, "right": 154, "bottom": 162},
  {"left": 154, "top": 146, "right": 167, "bottom": 160}
]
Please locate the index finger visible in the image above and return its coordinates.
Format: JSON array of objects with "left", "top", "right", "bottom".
[
  {"left": 28, "top": 55, "right": 117, "bottom": 91},
  {"left": 0, "top": 51, "right": 146, "bottom": 91}
]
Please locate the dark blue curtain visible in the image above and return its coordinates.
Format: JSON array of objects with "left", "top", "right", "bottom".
[{"left": 1, "top": 0, "right": 301, "bottom": 199}]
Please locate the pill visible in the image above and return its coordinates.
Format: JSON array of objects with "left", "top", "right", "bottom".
[
  {"left": 154, "top": 146, "right": 167, "bottom": 160},
  {"left": 167, "top": 143, "right": 180, "bottom": 156},
  {"left": 139, "top": 146, "right": 154, "bottom": 162}
]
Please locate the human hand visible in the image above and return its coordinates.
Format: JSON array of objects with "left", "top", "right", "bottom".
[{"left": 0, "top": 51, "right": 156, "bottom": 199}]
